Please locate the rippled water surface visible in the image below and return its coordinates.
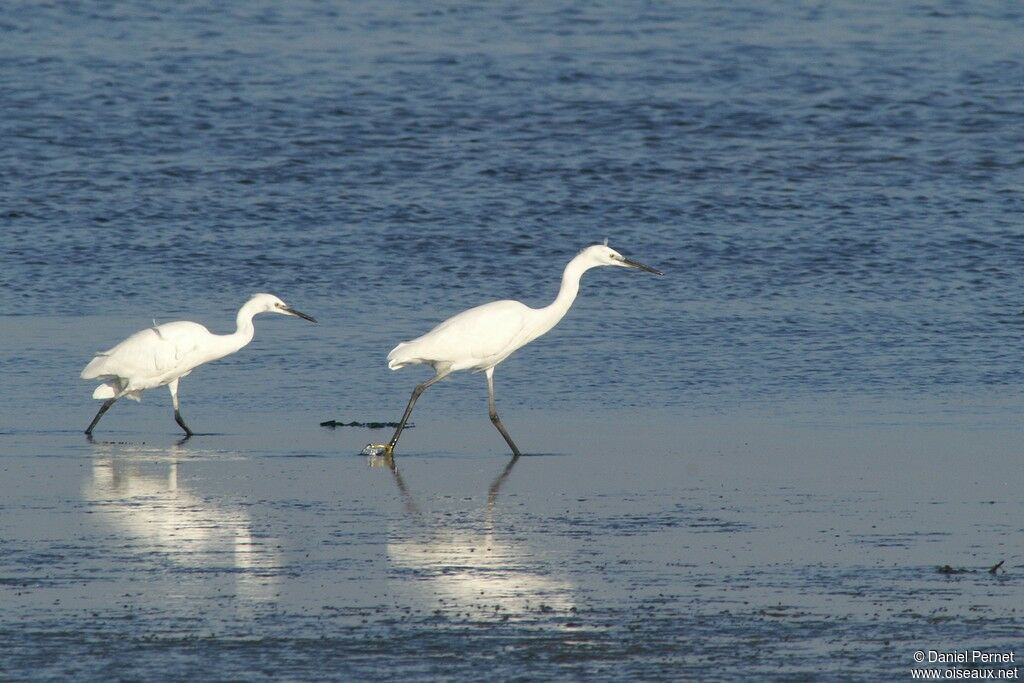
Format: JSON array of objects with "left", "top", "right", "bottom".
[{"left": 1, "top": 1, "right": 1023, "bottom": 680}]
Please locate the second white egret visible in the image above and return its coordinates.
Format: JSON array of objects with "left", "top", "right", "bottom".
[
  {"left": 369, "top": 243, "right": 662, "bottom": 457},
  {"left": 81, "top": 293, "right": 317, "bottom": 437}
]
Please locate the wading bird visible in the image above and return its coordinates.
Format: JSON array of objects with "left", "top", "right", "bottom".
[
  {"left": 81, "top": 293, "right": 316, "bottom": 437},
  {"left": 369, "top": 243, "right": 662, "bottom": 457}
]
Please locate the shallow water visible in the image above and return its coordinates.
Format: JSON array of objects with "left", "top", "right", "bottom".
[
  {"left": 1, "top": 399, "right": 1022, "bottom": 680},
  {"left": 2, "top": 0, "right": 1024, "bottom": 680}
]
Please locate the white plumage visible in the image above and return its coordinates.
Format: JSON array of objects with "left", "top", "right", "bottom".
[
  {"left": 81, "top": 293, "right": 316, "bottom": 436},
  {"left": 387, "top": 299, "right": 531, "bottom": 373},
  {"left": 371, "top": 243, "right": 662, "bottom": 457},
  {"left": 84, "top": 321, "right": 212, "bottom": 401}
]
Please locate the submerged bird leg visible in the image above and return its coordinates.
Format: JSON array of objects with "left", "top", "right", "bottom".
[
  {"left": 84, "top": 398, "right": 117, "bottom": 435},
  {"left": 486, "top": 368, "right": 522, "bottom": 456},
  {"left": 168, "top": 379, "right": 194, "bottom": 437},
  {"left": 487, "top": 452, "right": 521, "bottom": 511},
  {"left": 385, "top": 372, "right": 446, "bottom": 455},
  {"left": 385, "top": 455, "right": 422, "bottom": 516}
]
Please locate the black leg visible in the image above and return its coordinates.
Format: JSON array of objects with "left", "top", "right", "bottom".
[
  {"left": 174, "top": 409, "right": 194, "bottom": 438},
  {"left": 386, "top": 374, "right": 443, "bottom": 454},
  {"left": 168, "top": 379, "right": 193, "bottom": 437},
  {"left": 486, "top": 368, "right": 522, "bottom": 456},
  {"left": 85, "top": 398, "right": 117, "bottom": 435}
]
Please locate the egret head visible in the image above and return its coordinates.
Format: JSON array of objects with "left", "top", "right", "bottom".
[
  {"left": 581, "top": 244, "right": 663, "bottom": 275},
  {"left": 248, "top": 293, "right": 318, "bottom": 323}
]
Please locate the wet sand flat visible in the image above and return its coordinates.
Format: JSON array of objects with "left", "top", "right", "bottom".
[{"left": 1, "top": 405, "right": 1021, "bottom": 681}]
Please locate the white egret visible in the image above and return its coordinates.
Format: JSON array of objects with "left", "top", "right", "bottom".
[
  {"left": 81, "top": 293, "right": 316, "bottom": 436},
  {"left": 370, "top": 243, "right": 662, "bottom": 457}
]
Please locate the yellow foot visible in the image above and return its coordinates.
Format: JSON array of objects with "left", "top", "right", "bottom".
[{"left": 362, "top": 443, "right": 393, "bottom": 457}]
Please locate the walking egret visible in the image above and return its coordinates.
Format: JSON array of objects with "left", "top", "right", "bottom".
[
  {"left": 368, "top": 243, "right": 662, "bottom": 457},
  {"left": 81, "top": 293, "right": 316, "bottom": 436}
]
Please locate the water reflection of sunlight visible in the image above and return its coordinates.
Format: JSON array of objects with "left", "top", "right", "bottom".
[
  {"left": 83, "top": 441, "right": 278, "bottom": 602},
  {"left": 378, "top": 455, "right": 575, "bottom": 618}
]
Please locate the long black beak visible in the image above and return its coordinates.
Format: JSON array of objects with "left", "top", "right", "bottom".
[
  {"left": 284, "top": 307, "right": 317, "bottom": 323},
  {"left": 621, "top": 256, "right": 663, "bottom": 276}
]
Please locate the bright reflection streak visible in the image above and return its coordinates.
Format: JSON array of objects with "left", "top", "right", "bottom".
[
  {"left": 84, "top": 440, "right": 279, "bottom": 602},
  {"left": 378, "top": 455, "right": 575, "bottom": 618}
]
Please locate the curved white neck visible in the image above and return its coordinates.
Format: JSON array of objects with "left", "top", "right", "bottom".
[
  {"left": 207, "top": 300, "right": 260, "bottom": 360},
  {"left": 530, "top": 253, "right": 595, "bottom": 340}
]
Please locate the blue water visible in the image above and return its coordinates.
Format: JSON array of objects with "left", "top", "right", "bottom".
[
  {"left": 3, "top": 0, "right": 1024, "bottom": 415},
  {"left": 2, "top": 2, "right": 1023, "bottom": 680}
]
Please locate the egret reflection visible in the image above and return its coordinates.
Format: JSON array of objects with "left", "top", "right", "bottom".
[
  {"left": 376, "top": 454, "right": 575, "bottom": 617},
  {"left": 84, "top": 440, "right": 279, "bottom": 602}
]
